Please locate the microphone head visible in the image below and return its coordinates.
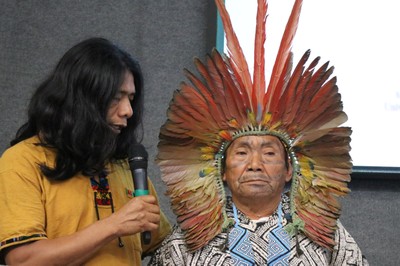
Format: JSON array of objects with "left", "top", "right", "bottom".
[{"left": 129, "top": 143, "right": 148, "bottom": 169}]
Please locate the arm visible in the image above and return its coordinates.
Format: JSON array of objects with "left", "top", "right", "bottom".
[{"left": 5, "top": 195, "right": 160, "bottom": 266}]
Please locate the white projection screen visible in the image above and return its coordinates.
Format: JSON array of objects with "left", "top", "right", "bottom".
[{"left": 218, "top": 0, "right": 400, "bottom": 174}]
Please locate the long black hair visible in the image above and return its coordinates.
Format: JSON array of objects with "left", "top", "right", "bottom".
[{"left": 11, "top": 37, "right": 144, "bottom": 180}]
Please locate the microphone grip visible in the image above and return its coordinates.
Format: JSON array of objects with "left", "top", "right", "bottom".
[
  {"left": 132, "top": 168, "right": 151, "bottom": 245},
  {"left": 133, "top": 168, "right": 149, "bottom": 196},
  {"left": 142, "top": 230, "right": 151, "bottom": 245}
]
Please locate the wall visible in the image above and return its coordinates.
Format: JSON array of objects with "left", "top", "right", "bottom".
[{"left": 0, "top": 1, "right": 398, "bottom": 265}]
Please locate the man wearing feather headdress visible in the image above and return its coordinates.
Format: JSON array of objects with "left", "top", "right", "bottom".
[{"left": 149, "top": 0, "right": 368, "bottom": 265}]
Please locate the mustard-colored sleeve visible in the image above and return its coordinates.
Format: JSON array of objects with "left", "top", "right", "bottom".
[
  {"left": 142, "top": 179, "right": 172, "bottom": 254},
  {"left": 0, "top": 146, "right": 48, "bottom": 252}
]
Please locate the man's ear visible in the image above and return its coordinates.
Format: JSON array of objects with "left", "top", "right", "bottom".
[
  {"left": 222, "top": 172, "right": 226, "bottom": 181},
  {"left": 285, "top": 162, "right": 293, "bottom": 182}
]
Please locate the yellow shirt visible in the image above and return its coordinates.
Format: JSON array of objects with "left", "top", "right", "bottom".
[{"left": 0, "top": 136, "right": 171, "bottom": 265}]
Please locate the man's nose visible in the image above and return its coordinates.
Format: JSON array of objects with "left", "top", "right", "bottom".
[
  {"left": 247, "top": 153, "right": 262, "bottom": 171},
  {"left": 119, "top": 97, "right": 133, "bottom": 118}
]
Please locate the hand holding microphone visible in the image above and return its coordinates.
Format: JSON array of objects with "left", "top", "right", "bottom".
[{"left": 129, "top": 143, "right": 152, "bottom": 244}]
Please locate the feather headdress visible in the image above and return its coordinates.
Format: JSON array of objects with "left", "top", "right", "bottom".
[{"left": 157, "top": 0, "right": 352, "bottom": 251}]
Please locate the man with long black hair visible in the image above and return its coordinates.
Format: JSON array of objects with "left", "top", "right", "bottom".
[{"left": 0, "top": 37, "right": 171, "bottom": 265}]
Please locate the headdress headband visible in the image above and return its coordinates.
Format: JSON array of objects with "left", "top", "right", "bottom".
[{"left": 157, "top": 0, "right": 352, "bottom": 251}]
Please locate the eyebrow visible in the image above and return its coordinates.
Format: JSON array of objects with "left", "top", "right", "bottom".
[
  {"left": 240, "top": 137, "right": 279, "bottom": 145},
  {"left": 116, "top": 89, "right": 136, "bottom": 100},
  {"left": 232, "top": 140, "right": 273, "bottom": 150},
  {"left": 118, "top": 88, "right": 135, "bottom": 95}
]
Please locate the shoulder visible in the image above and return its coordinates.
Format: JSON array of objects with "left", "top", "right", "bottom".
[
  {"left": 330, "top": 220, "right": 369, "bottom": 265},
  {"left": 0, "top": 137, "right": 54, "bottom": 192},
  {"left": 148, "top": 225, "right": 187, "bottom": 265},
  {"left": 334, "top": 220, "right": 360, "bottom": 247},
  {"left": 157, "top": 225, "right": 187, "bottom": 248},
  {"left": 0, "top": 136, "right": 54, "bottom": 174}
]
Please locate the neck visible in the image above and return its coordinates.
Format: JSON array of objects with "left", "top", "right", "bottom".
[{"left": 232, "top": 195, "right": 282, "bottom": 220}]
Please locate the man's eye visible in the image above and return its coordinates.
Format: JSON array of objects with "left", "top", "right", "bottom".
[{"left": 112, "top": 96, "right": 122, "bottom": 102}]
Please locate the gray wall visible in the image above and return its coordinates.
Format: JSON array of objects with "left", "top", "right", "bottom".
[{"left": 0, "top": 1, "right": 398, "bottom": 265}]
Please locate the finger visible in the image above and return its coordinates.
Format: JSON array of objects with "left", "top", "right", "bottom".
[
  {"left": 139, "top": 195, "right": 157, "bottom": 203},
  {"left": 145, "top": 211, "right": 161, "bottom": 223},
  {"left": 143, "top": 217, "right": 160, "bottom": 231},
  {"left": 125, "top": 197, "right": 151, "bottom": 209},
  {"left": 143, "top": 202, "right": 160, "bottom": 214}
]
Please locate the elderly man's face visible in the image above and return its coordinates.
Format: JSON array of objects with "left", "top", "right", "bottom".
[{"left": 223, "top": 135, "right": 292, "bottom": 202}]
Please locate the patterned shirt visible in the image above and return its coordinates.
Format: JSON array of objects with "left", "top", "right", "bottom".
[{"left": 149, "top": 195, "right": 368, "bottom": 265}]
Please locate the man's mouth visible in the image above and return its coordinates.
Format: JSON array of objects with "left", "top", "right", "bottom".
[
  {"left": 110, "top": 124, "right": 125, "bottom": 133},
  {"left": 242, "top": 179, "right": 267, "bottom": 184},
  {"left": 240, "top": 176, "right": 269, "bottom": 184}
]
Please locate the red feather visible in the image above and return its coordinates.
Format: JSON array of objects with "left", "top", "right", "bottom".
[
  {"left": 215, "top": 0, "right": 253, "bottom": 110},
  {"left": 253, "top": 0, "right": 267, "bottom": 115},
  {"left": 265, "top": 0, "right": 303, "bottom": 110}
]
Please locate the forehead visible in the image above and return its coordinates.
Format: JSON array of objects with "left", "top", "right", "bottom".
[
  {"left": 119, "top": 71, "right": 135, "bottom": 94},
  {"left": 229, "top": 135, "right": 284, "bottom": 149}
]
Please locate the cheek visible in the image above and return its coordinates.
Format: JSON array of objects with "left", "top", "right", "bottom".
[
  {"left": 225, "top": 159, "right": 247, "bottom": 179},
  {"left": 224, "top": 165, "right": 245, "bottom": 188},
  {"left": 106, "top": 105, "right": 118, "bottom": 122},
  {"left": 264, "top": 162, "right": 286, "bottom": 174},
  {"left": 228, "top": 159, "right": 246, "bottom": 169}
]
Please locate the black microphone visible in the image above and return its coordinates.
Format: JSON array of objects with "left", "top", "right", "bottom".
[{"left": 128, "top": 143, "right": 151, "bottom": 245}]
